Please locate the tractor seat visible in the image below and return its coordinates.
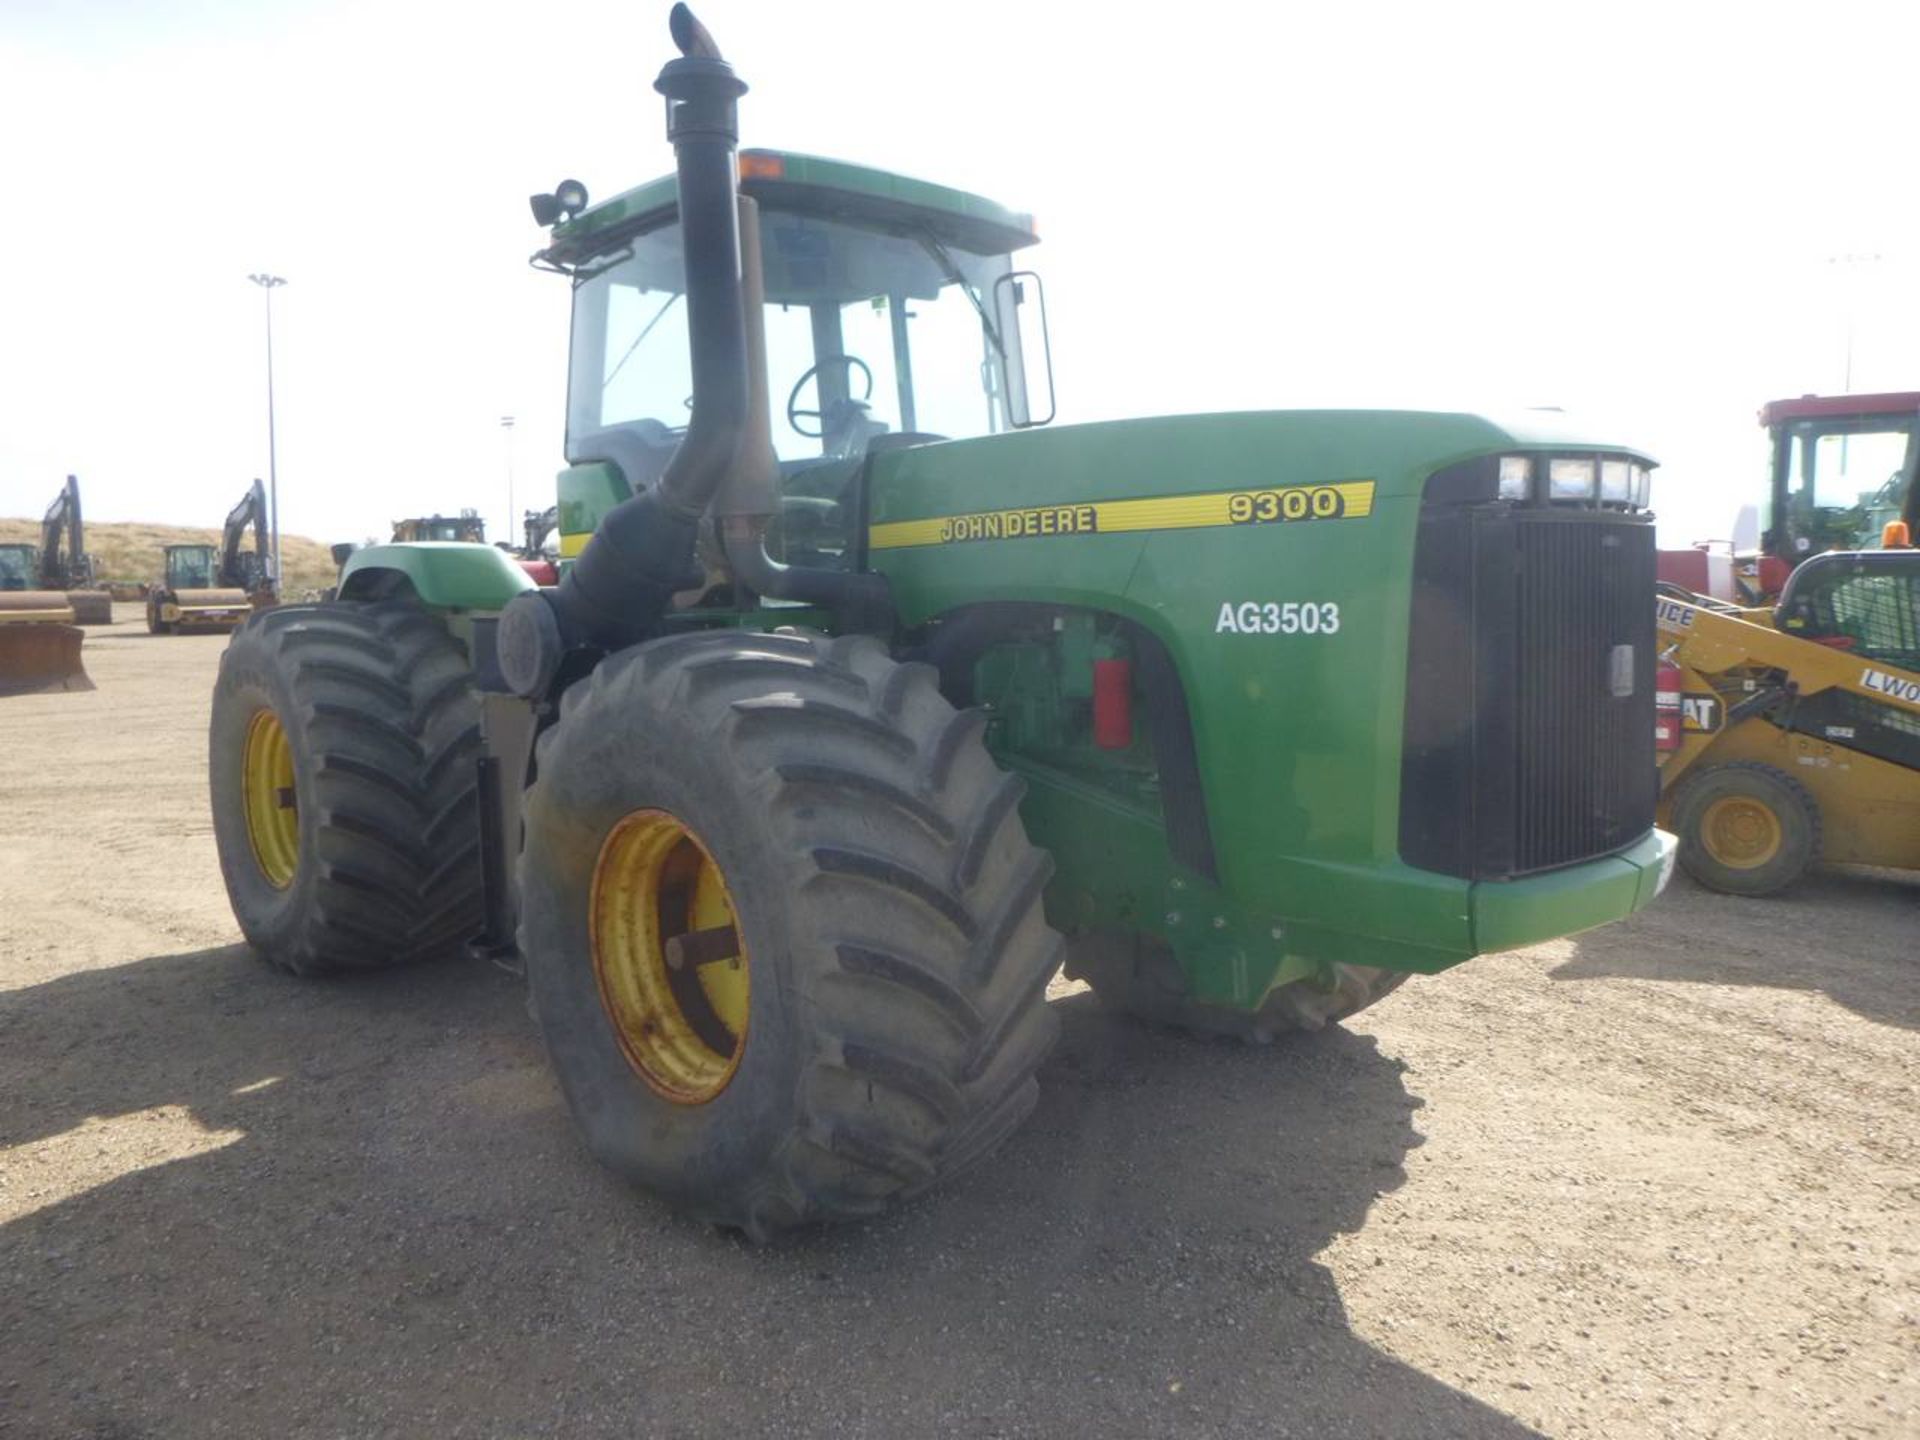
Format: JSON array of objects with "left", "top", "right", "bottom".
[{"left": 1774, "top": 550, "right": 1920, "bottom": 670}]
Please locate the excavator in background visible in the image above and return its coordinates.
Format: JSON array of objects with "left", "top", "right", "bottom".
[
  {"left": 147, "top": 481, "right": 278, "bottom": 634},
  {"left": 7, "top": 477, "right": 114, "bottom": 624},
  {"left": 1660, "top": 392, "right": 1920, "bottom": 604}
]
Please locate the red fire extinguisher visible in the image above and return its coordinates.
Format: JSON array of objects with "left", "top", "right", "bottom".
[
  {"left": 1093, "top": 656, "right": 1133, "bottom": 750},
  {"left": 1654, "top": 662, "right": 1683, "bottom": 753}
]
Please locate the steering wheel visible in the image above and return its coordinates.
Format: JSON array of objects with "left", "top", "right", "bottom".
[{"left": 786, "top": 355, "right": 874, "bottom": 438}]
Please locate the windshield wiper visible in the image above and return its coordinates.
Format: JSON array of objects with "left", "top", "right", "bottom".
[
  {"left": 916, "top": 233, "right": 1005, "bottom": 359},
  {"left": 603, "top": 291, "right": 684, "bottom": 393}
]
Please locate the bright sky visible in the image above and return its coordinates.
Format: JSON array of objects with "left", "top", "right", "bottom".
[{"left": 2, "top": 0, "right": 1917, "bottom": 548}]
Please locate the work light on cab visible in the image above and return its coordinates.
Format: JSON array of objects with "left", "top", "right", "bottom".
[
  {"left": 1600, "top": 459, "right": 1633, "bottom": 503},
  {"left": 528, "top": 178, "right": 591, "bottom": 228},
  {"left": 1550, "top": 457, "right": 1598, "bottom": 500},
  {"left": 1498, "top": 455, "right": 1533, "bottom": 500}
]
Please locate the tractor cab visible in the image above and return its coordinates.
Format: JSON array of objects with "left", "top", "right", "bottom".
[
  {"left": 394, "top": 513, "right": 488, "bottom": 544},
  {"left": 1774, "top": 548, "right": 1920, "bottom": 671},
  {"left": 0, "top": 543, "right": 36, "bottom": 591},
  {"left": 542, "top": 150, "right": 1050, "bottom": 563},
  {"left": 1763, "top": 392, "right": 1920, "bottom": 563},
  {"left": 164, "top": 544, "right": 217, "bottom": 591}
]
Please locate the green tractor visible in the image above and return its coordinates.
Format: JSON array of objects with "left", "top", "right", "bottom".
[{"left": 207, "top": 5, "right": 1674, "bottom": 1235}]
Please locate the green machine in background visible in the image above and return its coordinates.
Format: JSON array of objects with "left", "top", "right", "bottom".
[{"left": 207, "top": 5, "right": 1672, "bottom": 1235}]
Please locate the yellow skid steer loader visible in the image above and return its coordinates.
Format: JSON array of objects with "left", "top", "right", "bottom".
[{"left": 1657, "top": 548, "right": 1920, "bottom": 893}]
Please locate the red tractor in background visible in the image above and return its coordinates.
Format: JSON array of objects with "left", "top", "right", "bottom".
[{"left": 1659, "top": 391, "right": 1920, "bottom": 604}]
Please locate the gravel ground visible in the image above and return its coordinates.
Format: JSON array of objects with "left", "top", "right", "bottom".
[{"left": 1, "top": 609, "right": 1914, "bottom": 1438}]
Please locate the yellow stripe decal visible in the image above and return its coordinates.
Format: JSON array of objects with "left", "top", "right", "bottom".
[
  {"left": 559, "top": 530, "right": 589, "bottom": 558},
  {"left": 868, "top": 480, "right": 1376, "bottom": 551}
]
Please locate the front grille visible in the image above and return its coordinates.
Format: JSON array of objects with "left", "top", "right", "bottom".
[
  {"left": 1511, "top": 514, "right": 1656, "bottom": 871},
  {"left": 1401, "top": 476, "right": 1656, "bottom": 879}
]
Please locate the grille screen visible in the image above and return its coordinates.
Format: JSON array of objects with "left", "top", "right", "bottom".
[
  {"left": 1401, "top": 499, "right": 1657, "bottom": 879},
  {"left": 1511, "top": 515, "right": 1657, "bottom": 872}
]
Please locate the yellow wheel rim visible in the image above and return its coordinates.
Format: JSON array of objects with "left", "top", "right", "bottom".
[
  {"left": 242, "top": 709, "right": 300, "bottom": 889},
  {"left": 1700, "top": 795, "right": 1783, "bottom": 870},
  {"left": 590, "top": 809, "right": 749, "bottom": 1105}
]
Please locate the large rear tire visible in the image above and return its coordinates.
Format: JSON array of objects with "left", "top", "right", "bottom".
[
  {"left": 208, "top": 601, "right": 485, "bottom": 974},
  {"left": 1671, "top": 761, "right": 1819, "bottom": 897},
  {"left": 1066, "top": 931, "right": 1410, "bottom": 1041},
  {"left": 518, "top": 629, "right": 1063, "bottom": 1236}
]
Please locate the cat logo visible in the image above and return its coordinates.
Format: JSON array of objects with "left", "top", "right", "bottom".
[{"left": 1681, "top": 693, "right": 1721, "bottom": 734}]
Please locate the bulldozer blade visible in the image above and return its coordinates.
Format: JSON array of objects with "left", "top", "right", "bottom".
[{"left": 0, "top": 622, "right": 93, "bottom": 696}]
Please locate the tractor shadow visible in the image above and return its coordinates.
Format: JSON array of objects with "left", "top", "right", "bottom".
[
  {"left": 1547, "top": 867, "right": 1920, "bottom": 1031},
  {"left": 0, "top": 949, "right": 1539, "bottom": 1439}
]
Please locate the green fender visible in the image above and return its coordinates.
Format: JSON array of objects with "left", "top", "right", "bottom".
[{"left": 337, "top": 542, "right": 535, "bottom": 612}]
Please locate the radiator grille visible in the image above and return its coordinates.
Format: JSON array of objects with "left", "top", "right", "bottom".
[
  {"left": 1511, "top": 515, "right": 1657, "bottom": 872},
  {"left": 1401, "top": 496, "right": 1657, "bottom": 879}
]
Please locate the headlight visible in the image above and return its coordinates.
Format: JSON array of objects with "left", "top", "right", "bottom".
[
  {"left": 1600, "top": 459, "right": 1632, "bottom": 503},
  {"left": 1549, "top": 458, "right": 1597, "bottom": 500},
  {"left": 1498, "top": 455, "right": 1533, "bottom": 500},
  {"left": 1632, "top": 464, "right": 1652, "bottom": 508}
]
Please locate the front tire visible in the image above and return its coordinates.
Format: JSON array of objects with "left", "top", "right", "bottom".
[
  {"left": 208, "top": 601, "right": 485, "bottom": 974},
  {"left": 1671, "top": 761, "right": 1819, "bottom": 896},
  {"left": 518, "top": 630, "right": 1063, "bottom": 1236}
]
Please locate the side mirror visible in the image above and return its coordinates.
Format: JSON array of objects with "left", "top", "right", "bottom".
[{"left": 993, "top": 270, "right": 1056, "bottom": 429}]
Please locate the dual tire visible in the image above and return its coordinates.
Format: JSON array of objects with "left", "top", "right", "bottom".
[{"left": 209, "top": 602, "right": 485, "bottom": 974}]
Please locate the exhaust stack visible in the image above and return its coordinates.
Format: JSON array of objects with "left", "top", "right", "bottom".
[{"left": 500, "top": 4, "right": 749, "bottom": 691}]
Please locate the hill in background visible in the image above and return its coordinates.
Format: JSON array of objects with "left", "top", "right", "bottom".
[{"left": 0, "top": 518, "right": 341, "bottom": 594}]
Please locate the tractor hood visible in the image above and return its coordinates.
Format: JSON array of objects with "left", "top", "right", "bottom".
[{"left": 864, "top": 408, "right": 1657, "bottom": 539}]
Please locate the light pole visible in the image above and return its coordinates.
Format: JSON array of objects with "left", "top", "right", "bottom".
[
  {"left": 248, "top": 273, "right": 287, "bottom": 585},
  {"left": 500, "top": 415, "right": 517, "bottom": 545},
  {"left": 1826, "top": 252, "right": 1882, "bottom": 394}
]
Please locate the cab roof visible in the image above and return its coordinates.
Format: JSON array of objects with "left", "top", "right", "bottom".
[
  {"left": 540, "top": 148, "right": 1039, "bottom": 268},
  {"left": 1759, "top": 391, "right": 1920, "bottom": 427}
]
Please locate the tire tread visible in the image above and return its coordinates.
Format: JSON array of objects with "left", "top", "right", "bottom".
[
  {"left": 518, "top": 628, "right": 1061, "bottom": 1234},
  {"left": 210, "top": 601, "right": 484, "bottom": 975}
]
